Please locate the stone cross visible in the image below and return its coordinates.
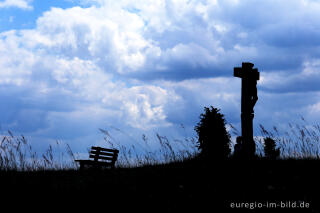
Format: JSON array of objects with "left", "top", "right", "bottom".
[{"left": 234, "top": 62, "right": 259, "bottom": 158}]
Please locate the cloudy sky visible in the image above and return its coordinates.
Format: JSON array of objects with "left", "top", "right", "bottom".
[{"left": 1, "top": 0, "right": 320, "bottom": 153}]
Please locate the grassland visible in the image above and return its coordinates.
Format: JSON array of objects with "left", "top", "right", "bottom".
[
  {"left": 1, "top": 158, "right": 320, "bottom": 212},
  {"left": 1, "top": 122, "right": 320, "bottom": 212}
]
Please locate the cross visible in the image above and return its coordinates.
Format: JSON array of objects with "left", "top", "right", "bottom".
[{"left": 234, "top": 62, "right": 260, "bottom": 158}]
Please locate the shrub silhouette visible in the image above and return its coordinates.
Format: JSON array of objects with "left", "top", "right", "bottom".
[
  {"left": 233, "top": 136, "right": 244, "bottom": 158},
  {"left": 263, "top": 137, "right": 280, "bottom": 159},
  {"left": 194, "top": 106, "right": 231, "bottom": 160}
]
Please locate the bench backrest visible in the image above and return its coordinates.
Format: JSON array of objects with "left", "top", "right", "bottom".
[{"left": 89, "top": 146, "right": 119, "bottom": 163}]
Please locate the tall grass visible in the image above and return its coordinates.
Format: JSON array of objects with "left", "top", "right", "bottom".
[
  {"left": 0, "top": 131, "right": 77, "bottom": 171},
  {"left": 229, "top": 118, "right": 320, "bottom": 159},
  {"left": 0, "top": 128, "right": 199, "bottom": 170},
  {"left": 2, "top": 117, "right": 320, "bottom": 171},
  {"left": 99, "top": 128, "right": 199, "bottom": 167},
  {"left": 256, "top": 119, "right": 320, "bottom": 159}
]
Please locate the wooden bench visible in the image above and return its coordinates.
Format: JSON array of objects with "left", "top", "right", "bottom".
[{"left": 75, "top": 146, "right": 119, "bottom": 170}]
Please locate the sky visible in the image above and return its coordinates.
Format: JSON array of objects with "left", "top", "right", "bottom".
[{"left": 1, "top": 0, "right": 320, "bottom": 154}]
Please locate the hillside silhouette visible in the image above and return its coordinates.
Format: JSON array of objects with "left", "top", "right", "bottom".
[{"left": 0, "top": 157, "right": 320, "bottom": 212}]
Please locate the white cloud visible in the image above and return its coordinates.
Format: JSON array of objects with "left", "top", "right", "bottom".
[
  {"left": 302, "top": 59, "right": 320, "bottom": 76},
  {"left": 0, "top": 0, "right": 32, "bottom": 10},
  {"left": 30, "top": 6, "right": 154, "bottom": 74},
  {"left": 0, "top": 5, "right": 180, "bottom": 134},
  {"left": 259, "top": 57, "right": 320, "bottom": 93},
  {"left": 1, "top": 0, "right": 320, "bottom": 153},
  {"left": 120, "top": 86, "right": 173, "bottom": 130}
]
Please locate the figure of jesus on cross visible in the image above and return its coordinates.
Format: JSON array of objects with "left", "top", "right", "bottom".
[{"left": 234, "top": 62, "right": 259, "bottom": 159}]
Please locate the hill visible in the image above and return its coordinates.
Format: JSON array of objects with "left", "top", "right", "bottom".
[{"left": 0, "top": 158, "right": 319, "bottom": 212}]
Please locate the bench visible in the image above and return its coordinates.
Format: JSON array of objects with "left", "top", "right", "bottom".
[{"left": 75, "top": 146, "right": 119, "bottom": 170}]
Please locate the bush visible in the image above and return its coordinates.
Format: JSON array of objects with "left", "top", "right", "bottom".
[
  {"left": 194, "top": 106, "right": 231, "bottom": 160},
  {"left": 263, "top": 137, "right": 280, "bottom": 159}
]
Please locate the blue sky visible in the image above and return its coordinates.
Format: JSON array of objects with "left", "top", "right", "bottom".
[{"left": 1, "top": 0, "right": 320, "bottom": 154}]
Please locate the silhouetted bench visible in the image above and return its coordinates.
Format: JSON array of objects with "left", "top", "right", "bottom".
[{"left": 75, "top": 146, "right": 119, "bottom": 170}]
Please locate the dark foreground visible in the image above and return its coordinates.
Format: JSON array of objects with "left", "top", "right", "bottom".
[{"left": 0, "top": 159, "right": 320, "bottom": 212}]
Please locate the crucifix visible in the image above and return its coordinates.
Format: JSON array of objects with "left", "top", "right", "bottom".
[{"left": 234, "top": 62, "right": 259, "bottom": 158}]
